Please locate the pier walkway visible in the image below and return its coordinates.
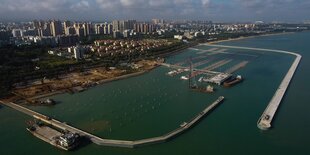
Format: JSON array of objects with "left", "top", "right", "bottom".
[
  {"left": 160, "top": 63, "right": 220, "bottom": 75},
  {"left": 0, "top": 96, "right": 224, "bottom": 148},
  {"left": 203, "top": 43, "right": 302, "bottom": 130}
]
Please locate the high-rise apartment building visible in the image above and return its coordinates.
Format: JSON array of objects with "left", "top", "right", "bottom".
[
  {"left": 50, "top": 20, "right": 63, "bottom": 36},
  {"left": 63, "top": 20, "right": 71, "bottom": 34},
  {"left": 83, "top": 23, "right": 91, "bottom": 36}
]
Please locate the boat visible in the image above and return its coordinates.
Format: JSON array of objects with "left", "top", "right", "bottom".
[
  {"left": 180, "top": 122, "right": 188, "bottom": 127},
  {"left": 180, "top": 76, "right": 189, "bottom": 80},
  {"left": 39, "top": 99, "right": 56, "bottom": 105},
  {"left": 198, "top": 77, "right": 203, "bottom": 82},
  {"left": 191, "top": 85, "right": 214, "bottom": 93},
  {"left": 26, "top": 120, "right": 80, "bottom": 151},
  {"left": 206, "top": 85, "right": 214, "bottom": 93},
  {"left": 167, "top": 70, "right": 177, "bottom": 76},
  {"left": 223, "top": 75, "right": 243, "bottom": 87}
]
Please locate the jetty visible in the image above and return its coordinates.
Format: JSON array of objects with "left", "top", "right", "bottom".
[
  {"left": 225, "top": 61, "right": 249, "bottom": 74},
  {"left": 0, "top": 96, "right": 224, "bottom": 148},
  {"left": 203, "top": 44, "right": 302, "bottom": 130}
]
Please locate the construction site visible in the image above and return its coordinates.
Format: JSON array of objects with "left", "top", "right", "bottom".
[
  {"left": 6, "top": 60, "right": 161, "bottom": 105},
  {"left": 162, "top": 46, "right": 259, "bottom": 93}
]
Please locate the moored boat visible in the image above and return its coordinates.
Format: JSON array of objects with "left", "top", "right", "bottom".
[{"left": 223, "top": 75, "right": 243, "bottom": 87}]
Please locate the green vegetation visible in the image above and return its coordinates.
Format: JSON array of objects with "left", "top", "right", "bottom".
[
  {"left": 0, "top": 38, "right": 188, "bottom": 97},
  {"left": 38, "top": 55, "right": 77, "bottom": 68},
  {"left": 0, "top": 46, "right": 80, "bottom": 96}
]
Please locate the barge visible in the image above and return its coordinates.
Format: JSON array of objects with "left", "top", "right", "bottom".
[
  {"left": 223, "top": 75, "right": 243, "bottom": 87},
  {"left": 26, "top": 120, "right": 80, "bottom": 151}
]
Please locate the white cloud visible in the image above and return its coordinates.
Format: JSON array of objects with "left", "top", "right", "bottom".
[
  {"left": 0, "top": 0, "right": 308, "bottom": 22},
  {"left": 96, "top": 0, "right": 121, "bottom": 9},
  {"left": 70, "top": 0, "right": 90, "bottom": 11},
  {"left": 0, "top": 0, "right": 67, "bottom": 12},
  {"left": 202, "top": 0, "right": 211, "bottom": 6}
]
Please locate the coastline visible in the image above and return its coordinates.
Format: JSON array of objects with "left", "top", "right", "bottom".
[
  {"left": 1, "top": 31, "right": 296, "bottom": 102},
  {"left": 207, "top": 32, "right": 295, "bottom": 44},
  {"left": 11, "top": 64, "right": 160, "bottom": 103}
]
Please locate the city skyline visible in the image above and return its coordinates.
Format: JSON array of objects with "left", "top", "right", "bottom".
[{"left": 0, "top": 0, "right": 309, "bottom": 22}]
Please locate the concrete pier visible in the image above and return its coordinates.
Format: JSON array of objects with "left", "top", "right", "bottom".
[
  {"left": 160, "top": 62, "right": 220, "bottom": 74},
  {"left": 203, "top": 44, "right": 302, "bottom": 130},
  {"left": 0, "top": 96, "right": 224, "bottom": 148}
]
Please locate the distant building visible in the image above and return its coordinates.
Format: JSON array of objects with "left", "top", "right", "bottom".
[
  {"left": 134, "top": 23, "right": 155, "bottom": 34},
  {"left": 63, "top": 21, "right": 71, "bottom": 34},
  {"left": 50, "top": 20, "right": 63, "bottom": 36},
  {"left": 123, "top": 30, "right": 130, "bottom": 38},
  {"left": 57, "top": 35, "right": 79, "bottom": 46},
  {"left": 0, "top": 30, "right": 10, "bottom": 41},
  {"left": 23, "top": 29, "right": 38, "bottom": 36},
  {"left": 97, "top": 26, "right": 104, "bottom": 34},
  {"left": 107, "top": 24, "right": 113, "bottom": 34},
  {"left": 96, "top": 25, "right": 104, "bottom": 34},
  {"left": 0, "top": 30, "right": 10, "bottom": 46},
  {"left": 12, "top": 29, "right": 23, "bottom": 37},
  {"left": 112, "top": 20, "right": 120, "bottom": 32},
  {"left": 38, "top": 22, "right": 52, "bottom": 37},
  {"left": 65, "top": 27, "right": 76, "bottom": 35},
  {"left": 174, "top": 35, "right": 183, "bottom": 40},
  {"left": 113, "top": 20, "right": 136, "bottom": 33},
  {"left": 33, "top": 36, "right": 57, "bottom": 47},
  {"left": 194, "top": 32, "right": 203, "bottom": 37},
  {"left": 152, "top": 19, "right": 164, "bottom": 25},
  {"left": 33, "top": 20, "right": 40, "bottom": 29},
  {"left": 83, "top": 23, "right": 91, "bottom": 36},
  {"left": 113, "top": 31, "right": 122, "bottom": 38},
  {"left": 73, "top": 45, "right": 85, "bottom": 59},
  {"left": 184, "top": 31, "right": 194, "bottom": 39},
  {"left": 75, "top": 27, "right": 85, "bottom": 37}
]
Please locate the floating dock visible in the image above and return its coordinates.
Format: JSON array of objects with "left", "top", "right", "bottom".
[
  {"left": 203, "top": 59, "right": 232, "bottom": 71},
  {"left": 195, "top": 48, "right": 219, "bottom": 54},
  {"left": 203, "top": 44, "right": 302, "bottom": 130},
  {"left": 225, "top": 61, "right": 249, "bottom": 74},
  {"left": 0, "top": 96, "right": 225, "bottom": 148},
  {"left": 193, "top": 60, "right": 211, "bottom": 68},
  {"left": 160, "top": 63, "right": 220, "bottom": 75},
  {"left": 203, "top": 73, "right": 232, "bottom": 85}
]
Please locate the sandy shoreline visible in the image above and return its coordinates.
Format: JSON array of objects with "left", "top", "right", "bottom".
[{"left": 207, "top": 32, "right": 295, "bottom": 44}]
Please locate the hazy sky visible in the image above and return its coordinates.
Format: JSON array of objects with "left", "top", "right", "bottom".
[{"left": 0, "top": 0, "right": 309, "bottom": 22}]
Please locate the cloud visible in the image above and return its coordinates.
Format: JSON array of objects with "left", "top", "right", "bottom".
[
  {"left": 0, "top": 0, "right": 308, "bottom": 22},
  {"left": 95, "top": 0, "right": 210, "bottom": 10},
  {"left": 0, "top": 0, "right": 69, "bottom": 12},
  {"left": 70, "top": 0, "right": 90, "bottom": 11},
  {"left": 202, "top": 0, "right": 211, "bottom": 6}
]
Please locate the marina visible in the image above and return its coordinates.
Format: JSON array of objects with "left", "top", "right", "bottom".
[{"left": 0, "top": 32, "right": 308, "bottom": 155}]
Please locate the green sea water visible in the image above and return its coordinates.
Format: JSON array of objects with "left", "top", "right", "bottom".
[{"left": 1, "top": 32, "right": 310, "bottom": 155}]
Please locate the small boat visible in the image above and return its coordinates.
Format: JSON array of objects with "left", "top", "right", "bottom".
[
  {"left": 180, "top": 76, "right": 189, "bottom": 80},
  {"left": 206, "top": 85, "right": 214, "bottom": 93},
  {"left": 223, "top": 75, "right": 243, "bottom": 87}
]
